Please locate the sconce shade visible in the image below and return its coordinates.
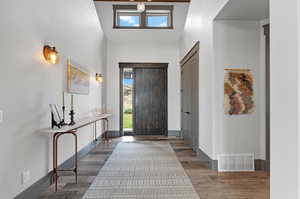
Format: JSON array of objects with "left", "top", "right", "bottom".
[
  {"left": 137, "top": 2, "right": 145, "bottom": 12},
  {"left": 43, "top": 45, "right": 59, "bottom": 64},
  {"left": 96, "top": 73, "right": 103, "bottom": 83}
]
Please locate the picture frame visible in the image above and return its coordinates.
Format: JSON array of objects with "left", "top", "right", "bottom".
[
  {"left": 224, "top": 68, "right": 254, "bottom": 115},
  {"left": 67, "top": 59, "right": 90, "bottom": 95}
]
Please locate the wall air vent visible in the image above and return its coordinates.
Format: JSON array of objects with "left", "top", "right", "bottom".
[{"left": 218, "top": 153, "right": 254, "bottom": 172}]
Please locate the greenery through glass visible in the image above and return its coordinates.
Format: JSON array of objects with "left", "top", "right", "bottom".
[
  {"left": 123, "top": 112, "right": 132, "bottom": 129},
  {"left": 123, "top": 69, "right": 133, "bottom": 130}
]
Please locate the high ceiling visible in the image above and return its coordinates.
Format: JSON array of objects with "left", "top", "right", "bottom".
[
  {"left": 94, "top": 2, "right": 190, "bottom": 43},
  {"left": 215, "top": 0, "right": 269, "bottom": 20}
]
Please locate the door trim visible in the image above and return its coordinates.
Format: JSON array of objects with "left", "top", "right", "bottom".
[
  {"left": 180, "top": 41, "right": 200, "bottom": 67},
  {"left": 119, "top": 63, "right": 168, "bottom": 136},
  {"left": 263, "top": 24, "right": 270, "bottom": 172},
  {"left": 119, "top": 62, "right": 168, "bottom": 69}
]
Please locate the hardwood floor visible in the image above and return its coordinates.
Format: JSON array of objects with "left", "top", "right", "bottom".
[
  {"left": 39, "top": 139, "right": 119, "bottom": 199},
  {"left": 169, "top": 139, "right": 270, "bottom": 199},
  {"left": 39, "top": 136, "right": 269, "bottom": 199}
]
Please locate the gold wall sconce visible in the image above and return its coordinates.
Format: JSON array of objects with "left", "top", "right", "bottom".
[
  {"left": 96, "top": 73, "right": 103, "bottom": 83},
  {"left": 43, "top": 45, "right": 60, "bottom": 64}
]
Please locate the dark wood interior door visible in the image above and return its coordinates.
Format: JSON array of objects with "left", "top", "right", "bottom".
[
  {"left": 181, "top": 43, "right": 199, "bottom": 151},
  {"left": 182, "top": 66, "right": 193, "bottom": 147},
  {"left": 134, "top": 67, "right": 167, "bottom": 135}
]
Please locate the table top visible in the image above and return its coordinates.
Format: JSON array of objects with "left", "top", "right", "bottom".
[{"left": 40, "top": 113, "right": 112, "bottom": 134}]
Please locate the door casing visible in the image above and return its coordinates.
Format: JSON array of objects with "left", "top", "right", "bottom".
[{"left": 264, "top": 24, "right": 270, "bottom": 173}]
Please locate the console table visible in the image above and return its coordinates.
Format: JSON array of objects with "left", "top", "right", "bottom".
[{"left": 41, "top": 113, "right": 112, "bottom": 192}]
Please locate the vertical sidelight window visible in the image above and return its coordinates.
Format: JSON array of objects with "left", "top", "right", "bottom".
[{"left": 122, "top": 68, "right": 134, "bottom": 131}]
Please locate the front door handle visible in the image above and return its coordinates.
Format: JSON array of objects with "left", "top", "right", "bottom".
[{"left": 184, "top": 112, "right": 191, "bottom": 114}]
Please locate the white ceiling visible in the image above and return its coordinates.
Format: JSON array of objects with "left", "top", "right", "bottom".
[
  {"left": 215, "top": 0, "right": 269, "bottom": 20},
  {"left": 94, "top": 2, "right": 190, "bottom": 43}
]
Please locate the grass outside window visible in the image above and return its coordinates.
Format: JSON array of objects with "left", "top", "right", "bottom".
[{"left": 123, "top": 113, "right": 133, "bottom": 129}]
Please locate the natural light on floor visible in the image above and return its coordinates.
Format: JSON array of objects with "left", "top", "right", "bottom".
[{"left": 122, "top": 136, "right": 135, "bottom": 142}]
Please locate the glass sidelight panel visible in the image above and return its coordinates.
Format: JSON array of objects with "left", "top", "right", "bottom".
[{"left": 122, "top": 68, "right": 134, "bottom": 131}]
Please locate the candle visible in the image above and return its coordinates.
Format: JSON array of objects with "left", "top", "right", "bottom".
[
  {"left": 71, "top": 94, "right": 74, "bottom": 110},
  {"left": 62, "top": 91, "right": 65, "bottom": 107}
]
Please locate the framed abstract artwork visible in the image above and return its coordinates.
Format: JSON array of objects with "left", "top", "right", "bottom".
[
  {"left": 67, "top": 59, "right": 90, "bottom": 95},
  {"left": 224, "top": 69, "right": 254, "bottom": 115}
]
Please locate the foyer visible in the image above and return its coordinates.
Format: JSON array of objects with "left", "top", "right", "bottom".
[
  {"left": 39, "top": 136, "right": 269, "bottom": 199},
  {"left": 0, "top": 0, "right": 299, "bottom": 199}
]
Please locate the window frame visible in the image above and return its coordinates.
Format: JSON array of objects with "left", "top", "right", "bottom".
[
  {"left": 113, "top": 5, "right": 174, "bottom": 29},
  {"left": 116, "top": 12, "right": 141, "bottom": 28},
  {"left": 146, "top": 13, "right": 171, "bottom": 28}
]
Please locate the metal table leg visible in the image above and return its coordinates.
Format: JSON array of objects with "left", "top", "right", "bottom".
[
  {"left": 104, "top": 118, "right": 109, "bottom": 142},
  {"left": 104, "top": 118, "right": 108, "bottom": 142},
  {"left": 100, "top": 118, "right": 109, "bottom": 143},
  {"left": 52, "top": 130, "right": 78, "bottom": 192},
  {"left": 94, "top": 121, "right": 98, "bottom": 142}
]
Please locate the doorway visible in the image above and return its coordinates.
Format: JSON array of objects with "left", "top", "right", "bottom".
[
  {"left": 120, "top": 63, "right": 168, "bottom": 136},
  {"left": 180, "top": 42, "right": 199, "bottom": 152}
]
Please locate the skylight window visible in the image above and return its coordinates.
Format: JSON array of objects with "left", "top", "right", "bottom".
[{"left": 113, "top": 5, "right": 173, "bottom": 29}]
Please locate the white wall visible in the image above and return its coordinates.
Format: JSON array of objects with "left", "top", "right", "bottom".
[
  {"left": 213, "top": 20, "right": 264, "bottom": 159},
  {"left": 0, "top": 0, "right": 106, "bottom": 198},
  {"left": 298, "top": 2, "right": 300, "bottom": 197},
  {"left": 270, "top": 0, "right": 300, "bottom": 198},
  {"left": 180, "top": 0, "right": 228, "bottom": 159},
  {"left": 181, "top": 0, "right": 300, "bottom": 197},
  {"left": 95, "top": 2, "right": 189, "bottom": 44},
  {"left": 181, "top": 0, "right": 268, "bottom": 161},
  {"left": 106, "top": 41, "right": 181, "bottom": 131}
]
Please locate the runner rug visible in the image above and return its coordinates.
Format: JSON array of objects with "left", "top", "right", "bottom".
[{"left": 82, "top": 141, "right": 200, "bottom": 199}]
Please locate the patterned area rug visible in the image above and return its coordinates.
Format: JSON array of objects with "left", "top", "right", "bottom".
[{"left": 82, "top": 141, "right": 200, "bottom": 199}]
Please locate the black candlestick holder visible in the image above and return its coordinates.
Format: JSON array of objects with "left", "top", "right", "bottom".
[
  {"left": 59, "top": 106, "right": 68, "bottom": 126},
  {"left": 52, "top": 112, "right": 61, "bottom": 129},
  {"left": 69, "top": 109, "right": 76, "bottom": 126}
]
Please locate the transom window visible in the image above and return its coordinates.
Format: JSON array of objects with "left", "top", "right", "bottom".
[
  {"left": 146, "top": 10, "right": 171, "bottom": 27},
  {"left": 116, "top": 10, "right": 141, "bottom": 27},
  {"left": 113, "top": 5, "right": 173, "bottom": 29}
]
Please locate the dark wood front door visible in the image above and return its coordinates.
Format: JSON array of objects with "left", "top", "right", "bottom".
[{"left": 134, "top": 67, "right": 168, "bottom": 135}]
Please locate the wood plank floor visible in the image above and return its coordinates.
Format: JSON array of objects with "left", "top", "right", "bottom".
[
  {"left": 39, "top": 136, "right": 269, "bottom": 199},
  {"left": 169, "top": 139, "right": 270, "bottom": 199}
]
